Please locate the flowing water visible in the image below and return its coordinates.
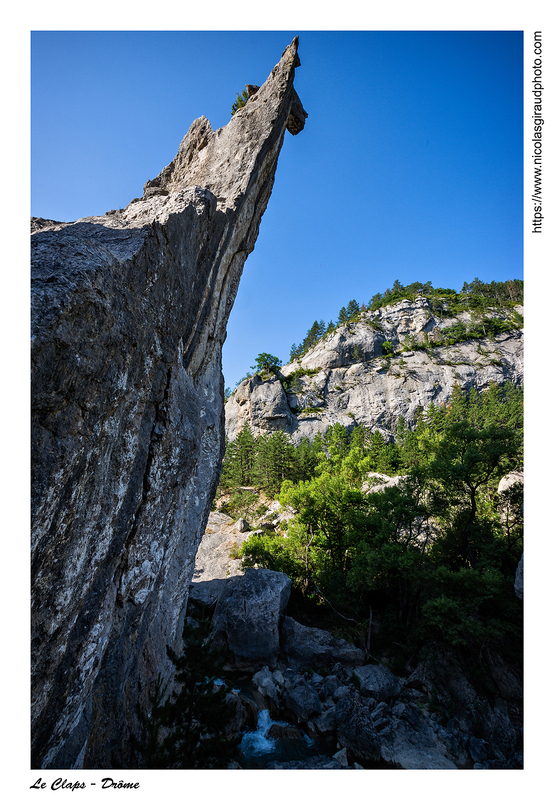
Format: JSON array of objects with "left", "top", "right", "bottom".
[{"left": 238, "top": 708, "right": 325, "bottom": 769}]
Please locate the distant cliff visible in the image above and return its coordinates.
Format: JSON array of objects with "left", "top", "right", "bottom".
[
  {"left": 225, "top": 296, "right": 523, "bottom": 441},
  {"left": 31, "top": 38, "right": 307, "bottom": 769}
]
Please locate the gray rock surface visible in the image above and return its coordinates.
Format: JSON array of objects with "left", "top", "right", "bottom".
[
  {"left": 31, "top": 38, "right": 306, "bottom": 769},
  {"left": 353, "top": 664, "right": 402, "bottom": 702},
  {"left": 335, "top": 695, "right": 382, "bottom": 762},
  {"left": 280, "top": 616, "right": 364, "bottom": 669},
  {"left": 281, "top": 672, "right": 322, "bottom": 723},
  {"left": 188, "top": 511, "right": 253, "bottom": 609},
  {"left": 211, "top": 568, "right": 291, "bottom": 668},
  {"left": 225, "top": 298, "right": 523, "bottom": 442}
]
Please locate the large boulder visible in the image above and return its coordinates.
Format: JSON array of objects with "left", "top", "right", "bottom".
[
  {"left": 281, "top": 671, "right": 322, "bottom": 723},
  {"left": 31, "top": 38, "right": 306, "bottom": 769},
  {"left": 280, "top": 616, "right": 364, "bottom": 669},
  {"left": 211, "top": 568, "right": 291, "bottom": 668},
  {"left": 380, "top": 701, "right": 458, "bottom": 769}
]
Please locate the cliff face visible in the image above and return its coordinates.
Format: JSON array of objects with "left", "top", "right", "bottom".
[
  {"left": 31, "top": 38, "right": 306, "bottom": 769},
  {"left": 225, "top": 297, "right": 523, "bottom": 441}
]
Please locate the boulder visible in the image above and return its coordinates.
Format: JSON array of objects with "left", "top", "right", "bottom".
[
  {"left": 335, "top": 696, "right": 382, "bottom": 762},
  {"left": 281, "top": 673, "right": 322, "bottom": 723},
  {"left": 314, "top": 706, "right": 336, "bottom": 735},
  {"left": 469, "top": 737, "right": 491, "bottom": 763},
  {"left": 380, "top": 701, "right": 458, "bottom": 769},
  {"left": 211, "top": 568, "right": 291, "bottom": 668},
  {"left": 332, "top": 747, "right": 349, "bottom": 767},
  {"left": 353, "top": 664, "right": 401, "bottom": 702},
  {"left": 268, "top": 723, "right": 304, "bottom": 740},
  {"left": 252, "top": 666, "right": 280, "bottom": 706},
  {"left": 280, "top": 616, "right": 365, "bottom": 669}
]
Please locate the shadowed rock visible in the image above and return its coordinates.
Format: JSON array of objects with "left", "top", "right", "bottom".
[
  {"left": 211, "top": 569, "right": 291, "bottom": 669},
  {"left": 31, "top": 37, "right": 306, "bottom": 769}
]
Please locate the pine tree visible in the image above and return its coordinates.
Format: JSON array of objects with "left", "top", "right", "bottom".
[
  {"left": 301, "top": 319, "right": 326, "bottom": 352},
  {"left": 251, "top": 352, "right": 282, "bottom": 375},
  {"left": 223, "top": 424, "right": 257, "bottom": 486},
  {"left": 346, "top": 299, "right": 360, "bottom": 318},
  {"left": 130, "top": 676, "right": 172, "bottom": 768},
  {"left": 231, "top": 89, "right": 248, "bottom": 116}
]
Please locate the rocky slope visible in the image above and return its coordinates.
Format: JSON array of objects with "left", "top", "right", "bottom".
[
  {"left": 31, "top": 38, "right": 306, "bottom": 769},
  {"left": 188, "top": 556, "right": 522, "bottom": 769},
  {"left": 225, "top": 297, "right": 523, "bottom": 441}
]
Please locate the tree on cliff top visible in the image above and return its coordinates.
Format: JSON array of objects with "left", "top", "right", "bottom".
[{"left": 251, "top": 352, "right": 282, "bottom": 375}]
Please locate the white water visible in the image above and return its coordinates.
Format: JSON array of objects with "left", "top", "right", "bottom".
[
  {"left": 238, "top": 708, "right": 321, "bottom": 768},
  {"left": 239, "top": 709, "right": 277, "bottom": 757}
]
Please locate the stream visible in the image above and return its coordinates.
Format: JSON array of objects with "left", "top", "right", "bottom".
[{"left": 238, "top": 708, "right": 326, "bottom": 769}]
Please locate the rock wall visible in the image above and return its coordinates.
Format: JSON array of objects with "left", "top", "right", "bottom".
[
  {"left": 225, "top": 297, "right": 524, "bottom": 441},
  {"left": 31, "top": 38, "right": 306, "bottom": 769}
]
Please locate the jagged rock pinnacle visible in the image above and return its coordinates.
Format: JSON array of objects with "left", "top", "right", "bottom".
[{"left": 31, "top": 37, "right": 306, "bottom": 769}]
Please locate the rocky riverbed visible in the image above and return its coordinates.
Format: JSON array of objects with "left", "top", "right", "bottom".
[{"left": 189, "top": 517, "right": 523, "bottom": 770}]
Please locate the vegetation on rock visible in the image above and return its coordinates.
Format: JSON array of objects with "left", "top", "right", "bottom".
[
  {"left": 284, "top": 277, "right": 523, "bottom": 364},
  {"left": 231, "top": 89, "right": 249, "bottom": 116},
  {"left": 217, "top": 381, "right": 523, "bottom": 676}
]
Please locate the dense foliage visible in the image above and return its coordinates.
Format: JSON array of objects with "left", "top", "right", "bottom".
[{"left": 218, "top": 382, "right": 523, "bottom": 669}]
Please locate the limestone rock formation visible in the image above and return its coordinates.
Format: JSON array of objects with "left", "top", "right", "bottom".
[
  {"left": 225, "top": 297, "right": 523, "bottom": 442},
  {"left": 211, "top": 568, "right": 291, "bottom": 669},
  {"left": 187, "top": 511, "right": 255, "bottom": 610},
  {"left": 31, "top": 37, "right": 306, "bottom": 769}
]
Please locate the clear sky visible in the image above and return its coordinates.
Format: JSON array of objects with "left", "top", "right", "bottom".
[{"left": 31, "top": 30, "right": 523, "bottom": 390}]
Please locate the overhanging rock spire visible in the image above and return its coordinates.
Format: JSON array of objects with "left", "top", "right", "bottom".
[{"left": 31, "top": 37, "right": 306, "bottom": 769}]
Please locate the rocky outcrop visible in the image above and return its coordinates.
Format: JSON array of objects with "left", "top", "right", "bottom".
[
  {"left": 280, "top": 616, "right": 364, "bottom": 669},
  {"left": 211, "top": 569, "right": 291, "bottom": 669},
  {"left": 225, "top": 298, "right": 523, "bottom": 441},
  {"left": 31, "top": 38, "right": 306, "bottom": 769},
  {"left": 186, "top": 554, "right": 522, "bottom": 769},
  {"left": 187, "top": 511, "right": 255, "bottom": 609}
]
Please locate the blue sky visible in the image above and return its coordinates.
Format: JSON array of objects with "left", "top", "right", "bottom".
[{"left": 31, "top": 30, "right": 523, "bottom": 390}]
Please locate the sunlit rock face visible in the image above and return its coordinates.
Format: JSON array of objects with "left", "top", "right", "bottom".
[
  {"left": 31, "top": 37, "right": 306, "bottom": 769},
  {"left": 225, "top": 298, "right": 523, "bottom": 442}
]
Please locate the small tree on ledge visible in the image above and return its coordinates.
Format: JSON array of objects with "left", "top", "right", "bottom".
[
  {"left": 231, "top": 89, "right": 249, "bottom": 116},
  {"left": 251, "top": 352, "right": 282, "bottom": 376}
]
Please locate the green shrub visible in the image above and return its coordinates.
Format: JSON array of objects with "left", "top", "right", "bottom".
[{"left": 231, "top": 89, "right": 248, "bottom": 116}]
